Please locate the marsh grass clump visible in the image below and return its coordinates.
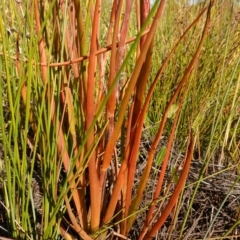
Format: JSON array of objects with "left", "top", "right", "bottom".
[{"left": 0, "top": 0, "right": 240, "bottom": 239}]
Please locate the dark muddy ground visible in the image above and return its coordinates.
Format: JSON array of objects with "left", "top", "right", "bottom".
[{"left": 129, "top": 137, "right": 240, "bottom": 240}]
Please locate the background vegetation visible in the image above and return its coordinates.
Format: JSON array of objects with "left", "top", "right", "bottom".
[{"left": 0, "top": 0, "right": 239, "bottom": 239}]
